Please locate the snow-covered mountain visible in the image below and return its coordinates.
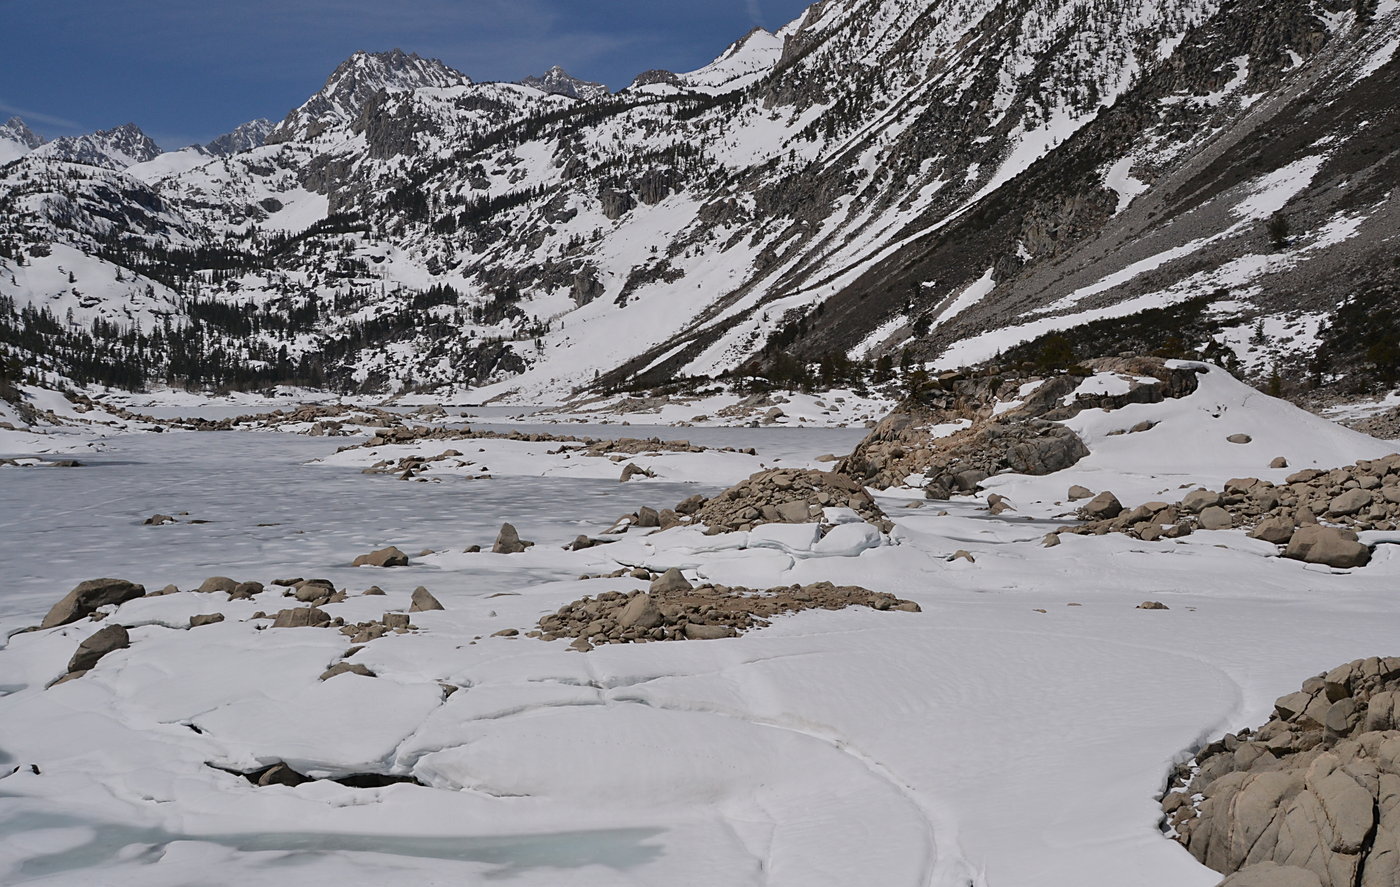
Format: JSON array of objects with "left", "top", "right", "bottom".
[
  {"left": 30, "top": 122, "right": 161, "bottom": 170},
  {"left": 206, "top": 118, "right": 274, "bottom": 156},
  {"left": 267, "top": 49, "right": 472, "bottom": 143},
  {"left": 520, "top": 66, "right": 610, "bottom": 101},
  {"left": 0, "top": 117, "right": 43, "bottom": 165},
  {"left": 1, "top": 0, "right": 1397, "bottom": 402}
]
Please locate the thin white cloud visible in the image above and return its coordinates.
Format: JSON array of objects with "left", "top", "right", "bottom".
[
  {"left": 0, "top": 100, "right": 82, "bottom": 132},
  {"left": 746, "top": 0, "right": 766, "bottom": 28}
]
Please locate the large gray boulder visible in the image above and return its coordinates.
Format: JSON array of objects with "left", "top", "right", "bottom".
[
  {"left": 40, "top": 579, "right": 146, "bottom": 629},
  {"left": 1283, "top": 525, "right": 1371, "bottom": 569}
]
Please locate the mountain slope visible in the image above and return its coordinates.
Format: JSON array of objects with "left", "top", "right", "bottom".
[{"left": 0, "top": 0, "right": 1396, "bottom": 403}]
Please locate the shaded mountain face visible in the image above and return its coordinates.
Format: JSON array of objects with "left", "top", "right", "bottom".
[
  {"left": 520, "top": 66, "right": 610, "bottom": 101},
  {"left": 0, "top": 0, "right": 1397, "bottom": 401}
]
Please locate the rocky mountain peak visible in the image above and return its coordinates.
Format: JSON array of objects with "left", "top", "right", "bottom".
[
  {"left": 520, "top": 65, "right": 610, "bottom": 101},
  {"left": 1, "top": 116, "right": 44, "bottom": 150},
  {"left": 205, "top": 118, "right": 274, "bottom": 157},
  {"left": 268, "top": 48, "right": 472, "bottom": 142},
  {"left": 31, "top": 122, "right": 161, "bottom": 170}
]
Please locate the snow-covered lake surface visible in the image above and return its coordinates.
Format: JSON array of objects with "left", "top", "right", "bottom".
[{"left": 3, "top": 374, "right": 1400, "bottom": 886}]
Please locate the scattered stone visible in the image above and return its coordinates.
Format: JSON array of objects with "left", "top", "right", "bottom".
[
  {"left": 353, "top": 546, "right": 409, "bottom": 567},
  {"left": 1270, "top": 457, "right": 1290, "bottom": 469},
  {"left": 1248, "top": 516, "right": 1295, "bottom": 545},
  {"left": 619, "top": 463, "right": 656, "bottom": 482},
  {"left": 951, "top": 550, "right": 975, "bottom": 563},
  {"left": 1067, "top": 485, "right": 1094, "bottom": 501},
  {"left": 1181, "top": 489, "right": 1223, "bottom": 513},
  {"left": 382, "top": 613, "right": 412, "bottom": 631},
  {"left": 228, "top": 581, "right": 264, "bottom": 600},
  {"left": 492, "top": 523, "right": 533, "bottom": 554},
  {"left": 1137, "top": 601, "right": 1169, "bottom": 610},
  {"left": 492, "top": 628, "right": 519, "bottom": 638},
  {"left": 272, "top": 577, "right": 303, "bottom": 587},
  {"left": 1042, "top": 532, "right": 1062, "bottom": 547},
  {"left": 1226, "top": 433, "right": 1253, "bottom": 444},
  {"left": 40, "top": 578, "right": 146, "bottom": 629},
  {"left": 189, "top": 614, "right": 225, "bottom": 628},
  {"left": 271, "top": 607, "right": 332, "bottom": 628},
  {"left": 1197, "top": 506, "right": 1233, "bottom": 531},
  {"left": 649, "top": 568, "right": 692, "bottom": 593},
  {"left": 65, "top": 624, "right": 130, "bottom": 674},
  {"left": 409, "top": 586, "right": 444, "bottom": 612},
  {"left": 1327, "top": 488, "right": 1372, "bottom": 517},
  {"left": 197, "top": 577, "right": 239, "bottom": 594},
  {"left": 1079, "top": 491, "right": 1123, "bottom": 520},
  {"left": 320, "top": 662, "right": 375, "bottom": 681},
  {"left": 143, "top": 514, "right": 175, "bottom": 526}
]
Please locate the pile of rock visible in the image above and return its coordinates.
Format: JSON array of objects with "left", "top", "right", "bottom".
[
  {"left": 1056, "top": 455, "right": 1400, "bottom": 567},
  {"left": 1164, "top": 656, "right": 1400, "bottom": 887},
  {"left": 841, "top": 357, "right": 1201, "bottom": 496},
  {"left": 687, "top": 468, "right": 891, "bottom": 533},
  {"left": 536, "top": 575, "right": 921, "bottom": 651}
]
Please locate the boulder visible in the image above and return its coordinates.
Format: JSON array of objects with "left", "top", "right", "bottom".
[
  {"left": 271, "top": 607, "right": 332, "bottom": 628},
  {"left": 617, "top": 593, "right": 664, "bottom": 630},
  {"left": 353, "top": 546, "right": 409, "bottom": 567},
  {"left": 1079, "top": 491, "right": 1123, "bottom": 520},
  {"left": 1182, "top": 489, "right": 1224, "bottom": 513},
  {"left": 1283, "top": 525, "right": 1371, "bottom": 569},
  {"left": 1249, "top": 516, "right": 1296, "bottom": 545},
  {"left": 1067, "top": 485, "right": 1094, "bottom": 501},
  {"left": 197, "top": 576, "right": 239, "bottom": 594},
  {"left": 649, "top": 568, "right": 692, "bottom": 593},
  {"left": 40, "top": 579, "right": 146, "bottom": 629},
  {"left": 142, "top": 514, "right": 175, "bottom": 525},
  {"left": 189, "top": 614, "right": 225, "bottom": 628},
  {"left": 1227, "top": 433, "right": 1253, "bottom": 444},
  {"left": 410, "top": 586, "right": 444, "bottom": 612},
  {"left": 492, "top": 523, "right": 533, "bottom": 554},
  {"left": 1197, "top": 506, "right": 1233, "bottom": 531},
  {"left": 229, "top": 581, "right": 264, "bottom": 600},
  {"left": 66, "top": 624, "right": 130, "bottom": 673},
  {"left": 1270, "top": 457, "right": 1290, "bottom": 469},
  {"left": 1327, "top": 489, "right": 1373, "bottom": 517}
]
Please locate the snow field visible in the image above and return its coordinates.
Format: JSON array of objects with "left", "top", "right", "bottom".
[{"left": 2, "top": 366, "right": 1400, "bottom": 885}]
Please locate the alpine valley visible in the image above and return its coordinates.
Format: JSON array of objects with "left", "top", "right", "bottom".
[{"left": 1, "top": 0, "right": 1397, "bottom": 405}]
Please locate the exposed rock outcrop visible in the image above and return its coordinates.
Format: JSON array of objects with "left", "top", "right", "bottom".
[
  {"left": 537, "top": 581, "right": 920, "bottom": 650},
  {"left": 841, "top": 358, "right": 1201, "bottom": 496},
  {"left": 1165, "top": 657, "right": 1400, "bottom": 886}
]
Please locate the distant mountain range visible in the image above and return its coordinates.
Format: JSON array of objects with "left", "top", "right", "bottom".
[{"left": 1, "top": 0, "right": 1397, "bottom": 403}]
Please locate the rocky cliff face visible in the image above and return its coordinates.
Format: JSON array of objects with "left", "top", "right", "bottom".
[{"left": 0, "top": 0, "right": 1396, "bottom": 399}]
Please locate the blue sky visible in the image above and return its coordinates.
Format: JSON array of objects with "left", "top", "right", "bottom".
[{"left": 2, "top": 0, "right": 814, "bottom": 150}]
